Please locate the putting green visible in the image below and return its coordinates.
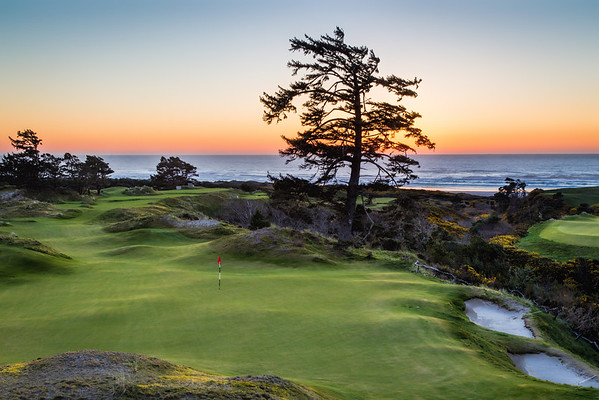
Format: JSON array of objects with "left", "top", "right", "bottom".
[
  {"left": 1, "top": 188, "right": 598, "bottom": 399},
  {"left": 537, "top": 214, "right": 599, "bottom": 248}
]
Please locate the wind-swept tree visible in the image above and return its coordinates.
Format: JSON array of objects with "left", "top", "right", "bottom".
[
  {"left": 494, "top": 177, "right": 527, "bottom": 212},
  {"left": 261, "top": 27, "right": 435, "bottom": 240},
  {"left": 61, "top": 153, "right": 86, "bottom": 193},
  {"left": 150, "top": 156, "right": 198, "bottom": 189},
  {"left": 0, "top": 129, "right": 44, "bottom": 187},
  {"left": 83, "top": 155, "right": 114, "bottom": 195}
]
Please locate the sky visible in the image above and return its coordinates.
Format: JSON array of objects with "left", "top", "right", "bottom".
[{"left": 0, "top": 0, "right": 598, "bottom": 155}]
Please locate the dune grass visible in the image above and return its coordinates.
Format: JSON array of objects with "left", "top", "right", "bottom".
[
  {"left": 518, "top": 214, "right": 599, "bottom": 261},
  {"left": 1, "top": 188, "right": 599, "bottom": 399}
]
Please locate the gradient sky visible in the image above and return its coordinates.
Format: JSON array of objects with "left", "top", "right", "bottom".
[{"left": 1, "top": 0, "right": 598, "bottom": 154}]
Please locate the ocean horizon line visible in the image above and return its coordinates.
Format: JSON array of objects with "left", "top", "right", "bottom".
[
  {"left": 77, "top": 154, "right": 599, "bottom": 196},
  {"left": 87, "top": 152, "right": 599, "bottom": 157}
]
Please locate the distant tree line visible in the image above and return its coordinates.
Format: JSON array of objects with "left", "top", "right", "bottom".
[
  {"left": 0, "top": 130, "right": 205, "bottom": 193},
  {"left": 0, "top": 129, "right": 113, "bottom": 194}
]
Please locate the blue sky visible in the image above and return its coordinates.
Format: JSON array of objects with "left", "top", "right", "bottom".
[{"left": 1, "top": 0, "right": 598, "bottom": 153}]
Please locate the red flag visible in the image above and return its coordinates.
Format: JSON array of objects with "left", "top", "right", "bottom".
[{"left": 217, "top": 256, "right": 221, "bottom": 266}]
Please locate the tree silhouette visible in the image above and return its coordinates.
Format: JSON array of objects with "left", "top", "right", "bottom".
[
  {"left": 494, "top": 177, "right": 527, "bottom": 212},
  {"left": 261, "top": 27, "right": 434, "bottom": 240},
  {"left": 150, "top": 156, "right": 198, "bottom": 189},
  {"left": 83, "top": 155, "right": 114, "bottom": 195},
  {"left": 0, "top": 129, "right": 43, "bottom": 187},
  {"left": 62, "top": 153, "right": 85, "bottom": 193}
]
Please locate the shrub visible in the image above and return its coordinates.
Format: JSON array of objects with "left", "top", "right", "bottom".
[
  {"left": 123, "top": 186, "right": 156, "bottom": 196},
  {"left": 240, "top": 182, "right": 257, "bottom": 192},
  {"left": 249, "top": 210, "right": 270, "bottom": 230}
]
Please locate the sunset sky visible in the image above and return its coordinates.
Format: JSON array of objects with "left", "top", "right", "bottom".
[{"left": 1, "top": 0, "right": 598, "bottom": 155}]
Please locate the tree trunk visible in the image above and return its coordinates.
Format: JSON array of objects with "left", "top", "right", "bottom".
[
  {"left": 339, "top": 75, "right": 363, "bottom": 242},
  {"left": 340, "top": 159, "right": 361, "bottom": 241}
]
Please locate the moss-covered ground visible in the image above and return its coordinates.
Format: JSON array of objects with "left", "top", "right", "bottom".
[{"left": 1, "top": 187, "right": 599, "bottom": 399}]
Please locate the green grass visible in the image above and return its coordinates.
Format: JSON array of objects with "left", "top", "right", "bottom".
[
  {"left": 1, "top": 188, "right": 599, "bottom": 399},
  {"left": 545, "top": 187, "right": 599, "bottom": 207},
  {"left": 358, "top": 197, "right": 397, "bottom": 210},
  {"left": 518, "top": 214, "right": 599, "bottom": 261}
]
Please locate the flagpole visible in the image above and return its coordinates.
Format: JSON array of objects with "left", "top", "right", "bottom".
[{"left": 218, "top": 256, "right": 221, "bottom": 290}]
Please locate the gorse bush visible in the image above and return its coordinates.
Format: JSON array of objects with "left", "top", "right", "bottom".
[{"left": 430, "top": 233, "right": 599, "bottom": 341}]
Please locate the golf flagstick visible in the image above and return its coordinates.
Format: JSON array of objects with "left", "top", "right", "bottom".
[{"left": 218, "top": 256, "right": 222, "bottom": 290}]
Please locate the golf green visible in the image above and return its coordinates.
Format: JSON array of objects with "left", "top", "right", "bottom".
[
  {"left": 537, "top": 214, "right": 599, "bottom": 247},
  {"left": 518, "top": 214, "right": 599, "bottom": 261}
]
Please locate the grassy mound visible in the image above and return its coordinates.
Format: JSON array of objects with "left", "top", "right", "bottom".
[
  {"left": 518, "top": 214, "right": 599, "bottom": 261},
  {"left": 179, "top": 223, "right": 243, "bottom": 240},
  {"left": 97, "top": 206, "right": 170, "bottom": 223},
  {"left": 103, "top": 215, "right": 179, "bottom": 233},
  {"left": 211, "top": 227, "right": 343, "bottom": 264},
  {"left": 0, "top": 350, "right": 326, "bottom": 400},
  {"left": 98, "top": 204, "right": 219, "bottom": 233},
  {"left": 156, "top": 192, "right": 231, "bottom": 217},
  {"left": 0, "top": 246, "right": 72, "bottom": 280},
  {"left": 123, "top": 186, "right": 157, "bottom": 196},
  {"left": 0, "top": 199, "right": 58, "bottom": 218},
  {"left": 0, "top": 235, "right": 71, "bottom": 259},
  {"left": 0, "top": 234, "right": 72, "bottom": 280}
]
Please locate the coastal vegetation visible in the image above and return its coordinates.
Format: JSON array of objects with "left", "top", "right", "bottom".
[
  {"left": 1, "top": 184, "right": 599, "bottom": 398},
  {"left": 261, "top": 27, "right": 434, "bottom": 241},
  {"left": 0, "top": 350, "right": 326, "bottom": 399},
  {"left": 150, "top": 156, "right": 198, "bottom": 190},
  {"left": 0, "top": 104, "right": 598, "bottom": 398},
  {"left": 0, "top": 129, "right": 114, "bottom": 195}
]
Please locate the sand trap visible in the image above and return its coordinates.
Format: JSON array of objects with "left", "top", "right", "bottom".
[
  {"left": 464, "top": 298, "right": 534, "bottom": 338},
  {"left": 510, "top": 353, "right": 599, "bottom": 388}
]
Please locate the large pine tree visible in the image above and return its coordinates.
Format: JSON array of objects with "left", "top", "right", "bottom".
[{"left": 261, "top": 27, "right": 435, "bottom": 240}]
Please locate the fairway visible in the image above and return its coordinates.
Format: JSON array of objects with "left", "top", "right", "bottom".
[
  {"left": 519, "top": 214, "right": 599, "bottom": 261},
  {"left": 544, "top": 187, "right": 599, "bottom": 207},
  {"left": 1, "top": 188, "right": 598, "bottom": 399}
]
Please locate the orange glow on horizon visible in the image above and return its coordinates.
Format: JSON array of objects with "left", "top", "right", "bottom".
[
  {"left": 1, "top": 103, "right": 598, "bottom": 155},
  {"left": 1, "top": 122, "right": 598, "bottom": 155}
]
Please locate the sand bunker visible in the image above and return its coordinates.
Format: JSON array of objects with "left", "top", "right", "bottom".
[
  {"left": 464, "top": 298, "right": 534, "bottom": 338},
  {"left": 465, "top": 298, "right": 599, "bottom": 388},
  {"left": 510, "top": 353, "right": 599, "bottom": 388}
]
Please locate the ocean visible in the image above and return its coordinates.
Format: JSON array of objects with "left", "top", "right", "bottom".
[{"left": 100, "top": 154, "right": 599, "bottom": 195}]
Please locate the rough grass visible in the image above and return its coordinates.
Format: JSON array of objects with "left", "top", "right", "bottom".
[
  {"left": 1, "top": 187, "right": 599, "bottom": 399},
  {"left": 0, "top": 350, "right": 326, "bottom": 400},
  {"left": 518, "top": 214, "right": 599, "bottom": 261},
  {"left": 211, "top": 227, "right": 347, "bottom": 265},
  {"left": 545, "top": 187, "right": 599, "bottom": 207},
  {"left": 0, "top": 199, "right": 58, "bottom": 218}
]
